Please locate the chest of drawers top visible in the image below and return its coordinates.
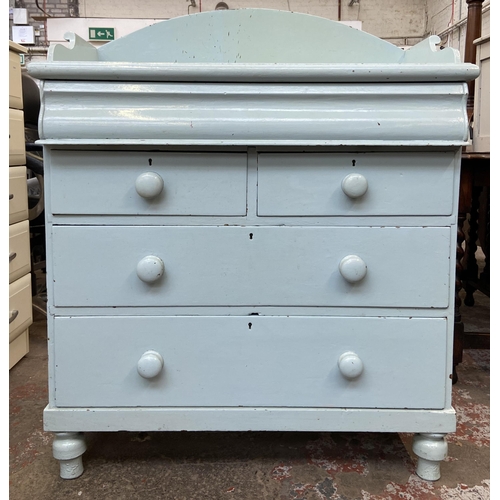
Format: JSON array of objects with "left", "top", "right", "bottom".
[{"left": 29, "top": 9, "right": 478, "bottom": 149}]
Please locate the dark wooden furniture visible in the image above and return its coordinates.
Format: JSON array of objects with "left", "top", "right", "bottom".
[{"left": 453, "top": 0, "right": 489, "bottom": 383}]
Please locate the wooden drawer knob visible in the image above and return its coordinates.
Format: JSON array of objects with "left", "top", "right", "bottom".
[
  {"left": 135, "top": 172, "right": 164, "bottom": 199},
  {"left": 341, "top": 173, "right": 368, "bottom": 198},
  {"left": 137, "top": 350, "right": 164, "bottom": 379},
  {"left": 339, "top": 255, "right": 367, "bottom": 283},
  {"left": 136, "top": 255, "right": 164, "bottom": 283},
  {"left": 338, "top": 351, "right": 364, "bottom": 379}
]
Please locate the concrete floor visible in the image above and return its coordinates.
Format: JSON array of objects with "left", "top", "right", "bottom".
[{"left": 9, "top": 292, "right": 490, "bottom": 500}]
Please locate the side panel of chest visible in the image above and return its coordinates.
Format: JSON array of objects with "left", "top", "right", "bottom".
[{"left": 51, "top": 225, "right": 451, "bottom": 308}]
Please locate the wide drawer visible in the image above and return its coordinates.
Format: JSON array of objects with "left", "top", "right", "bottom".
[
  {"left": 53, "top": 315, "right": 448, "bottom": 409},
  {"left": 52, "top": 225, "right": 451, "bottom": 308},
  {"left": 257, "top": 152, "right": 456, "bottom": 216},
  {"left": 9, "top": 108, "right": 25, "bottom": 166},
  {"left": 9, "top": 274, "right": 32, "bottom": 342},
  {"left": 49, "top": 151, "right": 247, "bottom": 216},
  {"left": 9, "top": 166, "right": 29, "bottom": 225},
  {"left": 9, "top": 220, "right": 31, "bottom": 284}
]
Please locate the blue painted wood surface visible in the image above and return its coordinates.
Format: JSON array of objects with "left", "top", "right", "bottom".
[
  {"left": 36, "top": 81, "right": 470, "bottom": 146},
  {"left": 28, "top": 7, "right": 472, "bottom": 480},
  {"left": 257, "top": 152, "right": 456, "bottom": 216},
  {"left": 49, "top": 151, "right": 247, "bottom": 215},
  {"left": 51, "top": 225, "right": 451, "bottom": 308},
  {"left": 53, "top": 316, "right": 447, "bottom": 409}
]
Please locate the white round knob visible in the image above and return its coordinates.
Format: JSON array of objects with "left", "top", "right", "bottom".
[
  {"left": 136, "top": 255, "right": 164, "bottom": 283},
  {"left": 341, "top": 173, "right": 368, "bottom": 198},
  {"left": 339, "top": 255, "right": 367, "bottom": 283},
  {"left": 338, "top": 352, "right": 364, "bottom": 379},
  {"left": 137, "top": 350, "right": 164, "bottom": 379},
  {"left": 135, "top": 172, "right": 164, "bottom": 199}
]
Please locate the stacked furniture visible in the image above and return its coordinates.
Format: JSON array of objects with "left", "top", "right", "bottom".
[
  {"left": 9, "top": 40, "right": 32, "bottom": 370},
  {"left": 463, "top": 34, "right": 490, "bottom": 306},
  {"left": 28, "top": 10, "right": 479, "bottom": 481},
  {"left": 453, "top": 0, "right": 490, "bottom": 380}
]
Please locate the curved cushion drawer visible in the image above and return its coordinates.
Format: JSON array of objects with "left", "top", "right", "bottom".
[
  {"left": 53, "top": 315, "right": 447, "bottom": 409},
  {"left": 9, "top": 220, "right": 31, "bottom": 284},
  {"left": 52, "top": 225, "right": 451, "bottom": 308},
  {"left": 49, "top": 151, "right": 247, "bottom": 216},
  {"left": 9, "top": 274, "right": 32, "bottom": 342},
  {"left": 257, "top": 152, "right": 456, "bottom": 216}
]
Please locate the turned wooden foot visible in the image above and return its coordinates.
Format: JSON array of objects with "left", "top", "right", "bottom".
[
  {"left": 53, "top": 432, "right": 86, "bottom": 479},
  {"left": 412, "top": 433, "right": 448, "bottom": 481}
]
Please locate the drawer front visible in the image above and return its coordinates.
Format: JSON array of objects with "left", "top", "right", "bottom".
[
  {"left": 9, "top": 220, "right": 31, "bottom": 284},
  {"left": 9, "top": 108, "right": 25, "bottom": 166},
  {"left": 258, "top": 153, "right": 456, "bottom": 216},
  {"left": 9, "top": 166, "right": 29, "bottom": 225},
  {"left": 9, "top": 274, "right": 32, "bottom": 342},
  {"left": 9, "top": 49, "right": 24, "bottom": 110},
  {"left": 52, "top": 226, "right": 451, "bottom": 308},
  {"left": 9, "top": 329, "right": 29, "bottom": 370},
  {"left": 53, "top": 316, "right": 447, "bottom": 409},
  {"left": 49, "top": 151, "right": 247, "bottom": 216}
]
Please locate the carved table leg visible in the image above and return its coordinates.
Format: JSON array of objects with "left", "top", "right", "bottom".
[
  {"left": 478, "top": 186, "right": 490, "bottom": 296},
  {"left": 412, "top": 433, "right": 448, "bottom": 481},
  {"left": 464, "top": 185, "right": 481, "bottom": 306},
  {"left": 52, "top": 432, "right": 87, "bottom": 479}
]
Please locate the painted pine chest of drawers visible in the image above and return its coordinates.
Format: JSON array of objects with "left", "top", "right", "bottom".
[{"left": 28, "top": 9, "right": 479, "bottom": 481}]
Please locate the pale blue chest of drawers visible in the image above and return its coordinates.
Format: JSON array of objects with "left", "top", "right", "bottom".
[{"left": 28, "top": 9, "right": 479, "bottom": 481}]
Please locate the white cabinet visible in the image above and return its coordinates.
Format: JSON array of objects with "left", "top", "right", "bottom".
[
  {"left": 9, "top": 41, "right": 31, "bottom": 370},
  {"left": 28, "top": 9, "right": 479, "bottom": 481},
  {"left": 471, "top": 36, "right": 490, "bottom": 153}
]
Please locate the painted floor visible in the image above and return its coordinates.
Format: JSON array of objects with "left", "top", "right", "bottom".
[{"left": 9, "top": 292, "right": 490, "bottom": 500}]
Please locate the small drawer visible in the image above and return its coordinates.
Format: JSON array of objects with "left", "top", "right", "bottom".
[
  {"left": 52, "top": 225, "right": 451, "bottom": 309},
  {"left": 53, "top": 315, "right": 447, "bottom": 409},
  {"left": 9, "top": 274, "right": 32, "bottom": 343},
  {"left": 9, "top": 108, "right": 25, "bottom": 166},
  {"left": 257, "top": 152, "right": 456, "bottom": 216},
  {"left": 9, "top": 49, "right": 24, "bottom": 110},
  {"left": 49, "top": 151, "right": 247, "bottom": 216},
  {"left": 9, "top": 220, "right": 31, "bottom": 284},
  {"left": 9, "top": 166, "right": 29, "bottom": 225}
]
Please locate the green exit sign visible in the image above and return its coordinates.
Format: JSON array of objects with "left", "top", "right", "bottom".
[{"left": 89, "top": 27, "right": 115, "bottom": 41}]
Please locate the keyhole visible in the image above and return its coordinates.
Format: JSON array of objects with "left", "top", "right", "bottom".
[
  {"left": 148, "top": 158, "right": 153, "bottom": 166},
  {"left": 248, "top": 322, "right": 252, "bottom": 329},
  {"left": 352, "top": 159, "right": 356, "bottom": 167},
  {"left": 249, "top": 233, "right": 253, "bottom": 240}
]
